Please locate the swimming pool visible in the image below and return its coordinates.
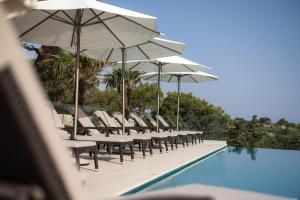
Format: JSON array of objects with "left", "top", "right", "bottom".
[{"left": 137, "top": 147, "right": 300, "bottom": 199}]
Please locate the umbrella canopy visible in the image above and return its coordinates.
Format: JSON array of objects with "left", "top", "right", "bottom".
[
  {"left": 117, "top": 56, "right": 210, "bottom": 132},
  {"left": 141, "top": 71, "right": 218, "bottom": 131},
  {"left": 140, "top": 71, "right": 218, "bottom": 83},
  {"left": 122, "top": 56, "right": 210, "bottom": 72},
  {"left": 78, "top": 37, "right": 185, "bottom": 62},
  {"left": 13, "top": 0, "right": 159, "bottom": 49},
  {"left": 13, "top": 0, "right": 159, "bottom": 139}
]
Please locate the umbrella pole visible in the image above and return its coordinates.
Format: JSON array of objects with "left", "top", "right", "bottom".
[
  {"left": 72, "top": 10, "right": 82, "bottom": 140},
  {"left": 121, "top": 48, "right": 126, "bottom": 135},
  {"left": 156, "top": 62, "right": 162, "bottom": 133},
  {"left": 176, "top": 76, "right": 181, "bottom": 132}
]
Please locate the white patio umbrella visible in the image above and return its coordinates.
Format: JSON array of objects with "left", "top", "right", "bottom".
[
  {"left": 13, "top": 0, "right": 159, "bottom": 139},
  {"left": 76, "top": 37, "right": 185, "bottom": 134},
  {"left": 79, "top": 37, "right": 185, "bottom": 62},
  {"left": 141, "top": 71, "right": 218, "bottom": 131},
  {"left": 118, "top": 56, "right": 210, "bottom": 133}
]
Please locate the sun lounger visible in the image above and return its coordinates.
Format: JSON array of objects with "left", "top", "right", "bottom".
[
  {"left": 95, "top": 110, "right": 153, "bottom": 157},
  {"left": 129, "top": 112, "right": 156, "bottom": 132},
  {"left": 147, "top": 115, "right": 191, "bottom": 146},
  {"left": 114, "top": 112, "right": 173, "bottom": 152},
  {"left": 130, "top": 113, "right": 181, "bottom": 150},
  {"left": 57, "top": 130, "right": 99, "bottom": 170},
  {"left": 94, "top": 110, "right": 143, "bottom": 134},
  {"left": 49, "top": 104, "right": 99, "bottom": 170},
  {"left": 68, "top": 108, "right": 135, "bottom": 162},
  {"left": 156, "top": 115, "right": 202, "bottom": 144}
]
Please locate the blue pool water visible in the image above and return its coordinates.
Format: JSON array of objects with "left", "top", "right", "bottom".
[{"left": 140, "top": 147, "right": 300, "bottom": 199}]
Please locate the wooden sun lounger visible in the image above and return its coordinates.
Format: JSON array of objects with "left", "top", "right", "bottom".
[
  {"left": 69, "top": 108, "right": 135, "bottom": 162},
  {"left": 113, "top": 112, "right": 174, "bottom": 152},
  {"left": 49, "top": 103, "right": 99, "bottom": 170},
  {"left": 127, "top": 113, "right": 178, "bottom": 152},
  {"left": 156, "top": 115, "right": 202, "bottom": 145},
  {"left": 76, "top": 135, "right": 134, "bottom": 162},
  {"left": 60, "top": 132, "right": 99, "bottom": 170},
  {"left": 146, "top": 115, "right": 189, "bottom": 147},
  {"left": 95, "top": 110, "right": 153, "bottom": 157},
  {"left": 94, "top": 110, "right": 146, "bottom": 134}
]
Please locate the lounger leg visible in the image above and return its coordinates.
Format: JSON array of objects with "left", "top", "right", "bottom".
[
  {"left": 93, "top": 151, "right": 99, "bottom": 169},
  {"left": 158, "top": 139, "right": 162, "bottom": 153},
  {"left": 138, "top": 142, "right": 141, "bottom": 151},
  {"left": 191, "top": 136, "right": 194, "bottom": 145},
  {"left": 149, "top": 141, "right": 153, "bottom": 155},
  {"left": 74, "top": 149, "right": 80, "bottom": 170},
  {"left": 120, "top": 144, "right": 124, "bottom": 162},
  {"left": 107, "top": 144, "right": 111, "bottom": 154},
  {"left": 142, "top": 142, "right": 146, "bottom": 157},
  {"left": 130, "top": 144, "right": 134, "bottom": 160},
  {"left": 164, "top": 139, "right": 168, "bottom": 151},
  {"left": 186, "top": 136, "right": 189, "bottom": 146},
  {"left": 175, "top": 138, "right": 178, "bottom": 149},
  {"left": 194, "top": 135, "right": 197, "bottom": 144},
  {"left": 181, "top": 136, "right": 185, "bottom": 147},
  {"left": 170, "top": 138, "right": 174, "bottom": 150}
]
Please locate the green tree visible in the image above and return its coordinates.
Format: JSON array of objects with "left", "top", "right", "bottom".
[
  {"left": 276, "top": 118, "right": 289, "bottom": 127},
  {"left": 25, "top": 45, "right": 103, "bottom": 105},
  {"left": 85, "top": 87, "right": 121, "bottom": 113},
  {"left": 161, "top": 91, "right": 230, "bottom": 138},
  {"left": 258, "top": 117, "right": 272, "bottom": 125},
  {"left": 103, "top": 68, "right": 143, "bottom": 112},
  {"left": 131, "top": 83, "right": 163, "bottom": 114}
]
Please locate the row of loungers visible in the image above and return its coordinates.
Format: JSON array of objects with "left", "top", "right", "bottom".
[{"left": 49, "top": 104, "right": 204, "bottom": 169}]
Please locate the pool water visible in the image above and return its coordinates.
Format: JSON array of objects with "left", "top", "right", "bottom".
[{"left": 141, "top": 147, "right": 300, "bottom": 199}]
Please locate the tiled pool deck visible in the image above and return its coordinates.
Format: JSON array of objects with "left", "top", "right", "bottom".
[{"left": 79, "top": 140, "right": 227, "bottom": 200}]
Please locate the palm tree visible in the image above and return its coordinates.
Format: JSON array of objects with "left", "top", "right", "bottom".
[
  {"left": 103, "top": 68, "right": 143, "bottom": 112},
  {"left": 25, "top": 45, "right": 104, "bottom": 105}
]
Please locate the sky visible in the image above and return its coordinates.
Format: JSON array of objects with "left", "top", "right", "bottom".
[{"left": 105, "top": 0, "right": 300, "bottom": 123}]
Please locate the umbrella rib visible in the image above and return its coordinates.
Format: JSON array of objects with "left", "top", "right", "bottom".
[
  {"left": 61, "top": 10, "right": 76, "bottom": 24},
  {"left": 80, "top": 49, "right": 87, "bottom": 53},
  {"left": 182, "top": 64, "right": 196, "bottom": 72},
  {"left": 19, "top": 10, "right": 60, "bottom": 37},
  {"left": 42, "top": 10, "right": 73, "bottom": 25},
  {"left": 167, "top": 74, "right": 174, "bottom": 82},
  {"left": 145, "top": 74, "right": 157, "bottom": 80},
  {"left": 189, "top": 74, "right": 199, "bottom": 83},
  {"left": 70, "top": 23, "right": 76, "bottom": 47},
  {"left": 118, "top": 15, "right": 160, "bottom": 34},
  {"left": 127, "top": 40, "right": 149, "bottom": 48},
  {"left": 83, "top": 15, "right": 119, "bottom": 26},
  {"left": 210, "top": 76, "right": 218, "bottom": 81},
  {"left": 90, "top": 9, "right": 125, "bottom": 47},
  {"left": 106, "top": 49, "right": 114, "bottom": 62},
  {"left": 137, "top": 45, "right": 150, "bottom": 59},
  {"left": 70, "top": 11, "right": 79, "bottom": 47},
  {"left": 82, "top": 10, "right": 105, "bottom": 25},
  {"left": 129, "top": 62, "right": 141, "bottom": 70},
  {"left": 150, "top": 41, "right": 182, "bottom": 54}
]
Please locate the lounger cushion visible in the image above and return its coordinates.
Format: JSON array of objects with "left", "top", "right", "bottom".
[{"left": 62, "top": 140, "right": 96, "bottom": 148}]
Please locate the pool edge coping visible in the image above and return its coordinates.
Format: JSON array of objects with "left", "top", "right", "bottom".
[{"left": 117, "top": 144, "right": 227, "bottom": 196}]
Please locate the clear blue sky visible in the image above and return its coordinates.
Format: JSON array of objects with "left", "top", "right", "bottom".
[{"left": 106, "top": 0, "right": 300, "bottom": 123}]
